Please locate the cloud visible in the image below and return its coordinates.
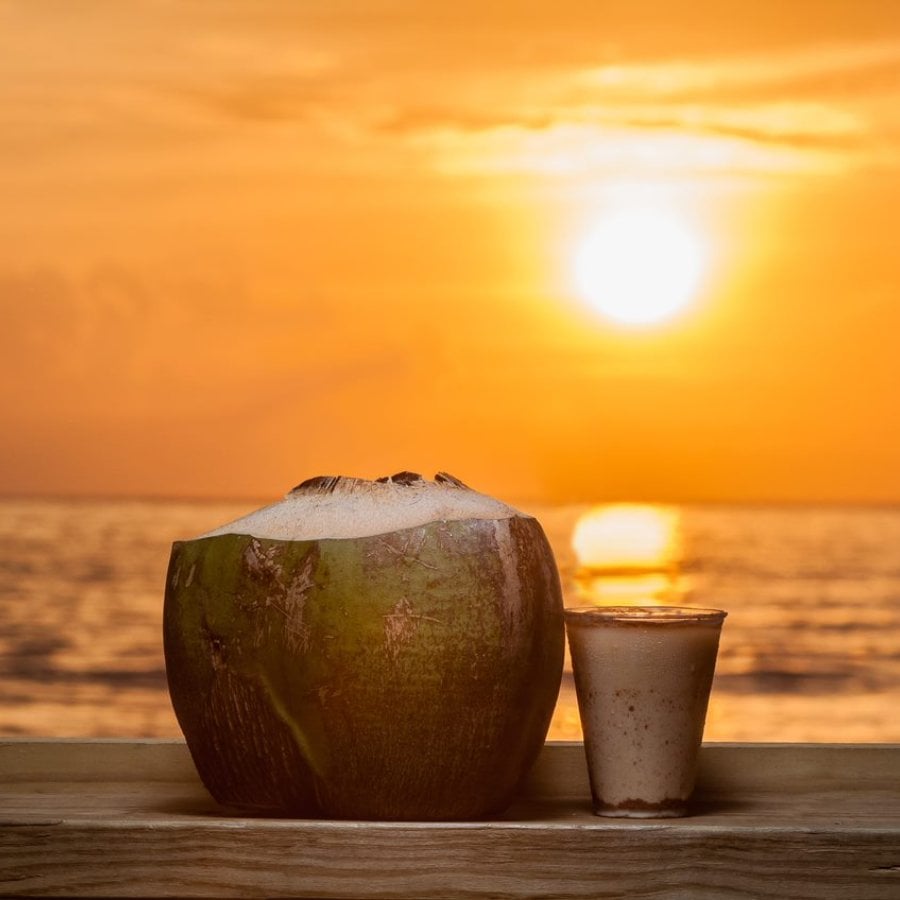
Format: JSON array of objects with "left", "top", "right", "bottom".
[
  {"left": 572, "top": 41, "right": 900, "bottom": 103},
  {"left": 414, "top": 123, "right": 851, "bottom": 181},
  {"left": 374, "top": 40, "right": 900, "bottom": 179},
  {"left": 3, "top": 3, "right": 896, "bottom": 192},
  {"left": 380, "top": 100, "right": 867, "bottom": 149},
  {"left": 170, "top": 75, "right": 340, "bottom": 124}
]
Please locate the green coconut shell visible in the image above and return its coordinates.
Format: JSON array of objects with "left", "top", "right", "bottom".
[{"left": 164, "top": 500, "right": 564, "bottom": 820}]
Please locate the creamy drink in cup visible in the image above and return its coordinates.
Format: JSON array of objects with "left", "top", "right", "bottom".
[{"left": 564, "top": 606, "right": 726, "bottom": 818}]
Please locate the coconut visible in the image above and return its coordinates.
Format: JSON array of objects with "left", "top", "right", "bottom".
[{"left": 163, "top": 471, "right": 564, "bottom": 820}]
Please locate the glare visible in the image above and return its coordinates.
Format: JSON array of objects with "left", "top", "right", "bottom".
[
  {"left": 572, "top": 504, "right": 681, "bottom": 572},
  {"left": 573, "top": 206, "right": 707, "bottom": 326}
]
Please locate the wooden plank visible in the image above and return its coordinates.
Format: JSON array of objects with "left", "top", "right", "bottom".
[
  {"left": 0, "top": 738, "right": 198, "bottom": 784},
  {"left": 5, "top": 739, "right": 900, "bottom": 795},
  {"left": 1, "top": 741, "right": 899, "bottom": 899}
]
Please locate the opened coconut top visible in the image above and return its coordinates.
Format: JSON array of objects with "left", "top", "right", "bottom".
[{"left": 199, "top": 472, "right": 526, "bottom": 541}]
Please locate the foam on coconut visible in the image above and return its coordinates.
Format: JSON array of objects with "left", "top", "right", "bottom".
[{"left": 200, "top": 471, "right": 525, "bottom": 542}]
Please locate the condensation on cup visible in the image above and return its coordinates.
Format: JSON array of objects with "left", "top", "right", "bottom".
[{"left": 564, "top": 605, "right": 727, "bottom": 818}]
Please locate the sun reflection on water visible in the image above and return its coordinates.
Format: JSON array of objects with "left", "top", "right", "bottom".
[{"left": 571, "top": 504, "right": 684, "bottom": 605}]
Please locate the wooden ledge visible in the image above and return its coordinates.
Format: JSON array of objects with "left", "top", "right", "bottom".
[{"left": 1, "top": 740, "right": 899, "bottom": 898}]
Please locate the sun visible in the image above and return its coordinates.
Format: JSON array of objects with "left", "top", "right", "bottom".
[{"left": 573, "top": 205, "right": 707, "bottom": 326}]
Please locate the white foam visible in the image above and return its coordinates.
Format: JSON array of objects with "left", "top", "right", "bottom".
[{"left": 198, "top": 474, "right": 524, "bottom": 542}]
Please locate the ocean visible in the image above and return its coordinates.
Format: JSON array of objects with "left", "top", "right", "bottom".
[{"left": 1, "top": 496, "right": 898, "bottom": 743}]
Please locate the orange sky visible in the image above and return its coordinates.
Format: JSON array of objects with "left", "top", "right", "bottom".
[{"left": 2, "top": 1, "right": 899, "bottom": 503}]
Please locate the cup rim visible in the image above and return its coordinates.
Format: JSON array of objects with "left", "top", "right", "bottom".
[{"left": 563, "top": 604, "right": 727, "bottom": 626}]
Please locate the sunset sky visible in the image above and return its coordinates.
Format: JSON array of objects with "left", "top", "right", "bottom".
[{"left": 2, "top": 1, "right": 899, "bottom": 503}]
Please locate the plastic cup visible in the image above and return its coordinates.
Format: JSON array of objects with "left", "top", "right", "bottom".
[{"left": 564, "top": 605, "right": 727, "bottom": 818}]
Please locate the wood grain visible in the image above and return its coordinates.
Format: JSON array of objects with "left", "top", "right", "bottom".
[{"left": 2, "top": 740, "right": 899, "bottom": 898}]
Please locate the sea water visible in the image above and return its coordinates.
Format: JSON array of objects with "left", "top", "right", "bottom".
[{"left": 1, "top": 497, "right": 898, "bottom": 741}]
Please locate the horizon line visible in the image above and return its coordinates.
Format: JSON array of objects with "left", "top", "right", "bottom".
[{"left": 3, "top": 489, "right": 900, "bottom": 511}]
